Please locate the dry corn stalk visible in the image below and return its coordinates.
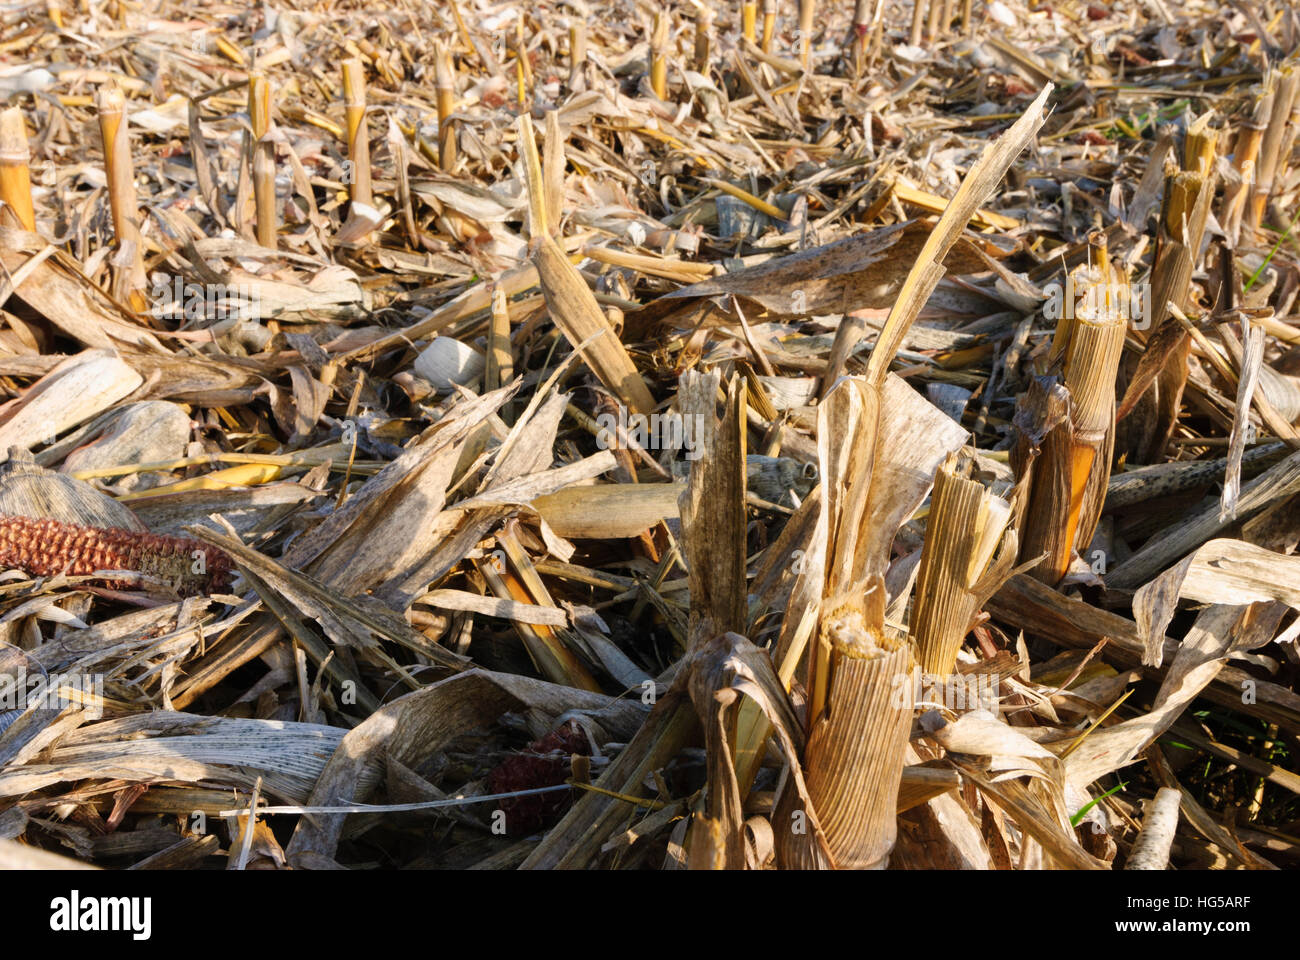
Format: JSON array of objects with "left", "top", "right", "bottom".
[
  {"left": 515, "top": 112, "right": 653, "bottom": 414},
  {"left": 95, "top": 84, "right": 149, "bottom": 311},
  {"left": 785, "top": 379, "right": 905, "bottom": 870},
  {"left": 435, "top": 42, "right": 458, "bottom": 172},
  {"left": 694, "top": 4, "right": 714, "bottom": 72},
  {"left": 485, "top": 283, "right": 514, "bottom": 397},
  {"left": 848, "top": 0, "right": 875, "bottom": 72},
  {"left": 768, "top": 380, "right": 933, "bottom": 869},
  {"left": 1183, "top": 112, "right": 1218, "bottom": 178},
  {"left": 761, "top": 0, "right": 776, "bottom": 52},
  {"left": 912, "top": 455, "right": 1016, "bottom": 676},
  {"left": 521, "top": 371, "right": 740, "bottom": 870},
  {"left": 799, "top": 0, "right": 816, "bottom": 67},
  {"left": 533, "top": 236, "right": 655, "bottom": 416},
  {"left": 248, "top": 72, "right": 276, "bottom": 249},
  {"left": 926, "top": 0, "right": 943, "bottom": 41},
  {"left": 1117, "top": 139, "right": 1217, "bottom": 464},
  {"left": 650, "top": 12, "right": 669, "bottom": 100},
  {"left": 771, "top": 87, "right": 1051, "bottom": 868},
  {"left": 1278, "top": 69, "right": 1300, "bottom": 197},
  {"left": 542, "top": 110, "right": 564, "bottom": 241},
  {"left": 1221, "top": 89, "right": 1271, "bottom": 245},
  {"left": 784, "top": 384, "right": 966, "bottom": 856},
  {"left": 909, "top": 0, "right": 926, "bottom": 46},
  {"left": 517, "top": 114, "right": 548, "bottom": 238},
  {"left": 341, "top": 59, "right": 373, "bottom": 210},
  {"left": 742, "top": 0, "right": 757, "bottom": 42},
  {"left": 568, "top": 22, "right": 588, "bottom": 90},
  {"left": 1125, "top": 787, "right": 1182, "bottom": 870},
  {"left": 445, "top": 0, "right": 474, "bottom": 53},
  {"left": 1247, "top": 65, "right": 1298, "bottom": 233},
  {"left": 582, "top": 243, "right": 716, "bottom": 283},
  {"left": 513, "top": 51, "right": 527, "bottom": 105},
  {"left": 1016, "top": 242, "right": 1128, "bottom": 584},
  {"left": 513, "top": 15, "right": 533, "bottom": 90},
  {"left": 803, "top": 615, "right": 911, "bottom": 868},
  {"left": 476, "top": 543, "right": 600, "bottom": 692},
  {"left": 707, "top": 177, "right": 786, "bottom": 219},
  {"left": 866, "top": 85, "right": 1053, "bottom": 383},
  {"left": 0, "top": 107, "right": 35, "bottom": 232},
  {"left": 1148, "top": 171, "right": 1205, "bottom": 458},
  {"left": 891, "top": 179, "right": 1020, "bottom": 231}
]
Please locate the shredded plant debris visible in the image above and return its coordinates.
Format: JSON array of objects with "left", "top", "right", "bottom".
[{"left": 0, "top": 0, "right": 1297, "bottom": 871}]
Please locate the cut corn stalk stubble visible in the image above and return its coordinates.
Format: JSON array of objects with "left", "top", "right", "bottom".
[
  {"left": 249, "top": 73, "right": 277, "bottom": 249},
  {"left": 1016, "top": 242, "right": 1128, "bottom": 584},
  {"left": 0, "top": 107, "right": 36, "bottom": 232},
  {"left": 95, "top": 85, "right": 149, "bottom": 311}
]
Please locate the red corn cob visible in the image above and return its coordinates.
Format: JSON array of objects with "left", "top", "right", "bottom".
[
  {"left": 485, "top": 720, "right": 592, "bottom": 835},
  {"left": 0, "top": 515, "right": 233, "bottom": 596}
]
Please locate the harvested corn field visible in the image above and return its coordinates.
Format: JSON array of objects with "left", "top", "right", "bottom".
[{"left": 0, "top": 0, "right": 1296, "bottom": 878}]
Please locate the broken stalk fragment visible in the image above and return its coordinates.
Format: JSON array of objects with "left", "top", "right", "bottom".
[
  {"left": 476, "top": 551, "right": 600, "bottom": 692},
  {"left": 248, "top": 72, "right": 276, "bottom": 249},
  {"left": 445, "top": 0, "right": 475, "bottom": 53},
  {"left": 435, "top": 42, "right": 458, "bottom": 172},
  {"left": 912, "top": 455, "right": 1015, "bottom": 676},
  {"left": 95, "top": 84, "right": 149, "bottom": 312},
  {"left": 213, "top": 35, "right": 246, "bottom": 67},
  {"left": 0, "top": 514, "right": 233, "bottom": 596},
  {"left": 0, "top": 107, "right": 35, "bottom": 232},
  {"left": 485, "top": 283, "right": 514, "bottom": 412},
  {"left": 1183, "top": 111, "right": 1218, "bottom": 178}
]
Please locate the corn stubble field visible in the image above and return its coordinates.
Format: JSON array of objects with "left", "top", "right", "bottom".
[{"left": 0, "top": 0, "right": 1296, "bottom": 872}]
